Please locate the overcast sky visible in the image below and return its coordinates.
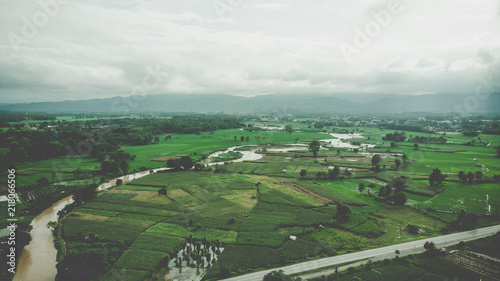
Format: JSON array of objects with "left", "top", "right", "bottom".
[{"left": 0, "top": 0, "right": 499, "bottom": 103}]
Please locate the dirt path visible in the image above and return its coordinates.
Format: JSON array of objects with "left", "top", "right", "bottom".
[
  {"left": 283, "top": 183, "right": 335, "bottom": 205},
  {"left": 109, "top": 189, "right": 156, "bottom": 194}
]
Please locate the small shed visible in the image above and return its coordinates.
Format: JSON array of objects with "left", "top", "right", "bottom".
[{"left": 289, "top": 235, "right": 297, "bottom": 241}]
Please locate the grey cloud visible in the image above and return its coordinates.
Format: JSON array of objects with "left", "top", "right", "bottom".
[{"left": 0, "top": 0, "right": 499, "bottom": 103}]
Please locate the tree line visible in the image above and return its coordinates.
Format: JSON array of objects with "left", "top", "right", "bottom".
[{"left": 0, "top": 115, "right": 244, "bottom": 168}]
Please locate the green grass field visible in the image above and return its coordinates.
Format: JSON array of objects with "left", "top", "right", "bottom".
[
  {"left": 54, "top": 125, "right": 500, "bottom": 280},
  {"left": 122, "top": 129, "right": 330, "bottom": 171}
]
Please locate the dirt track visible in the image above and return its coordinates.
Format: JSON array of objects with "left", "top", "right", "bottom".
[{"left": 284, "top": 182, "right": 335, "bottom": 204}]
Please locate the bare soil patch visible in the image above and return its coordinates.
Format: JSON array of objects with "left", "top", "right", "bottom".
[
  {"left": 284, "top": 182, "right": 335, "bottom": 204},
  {"left": 151, "top": 154, "right": 190, "bottom": 162}
]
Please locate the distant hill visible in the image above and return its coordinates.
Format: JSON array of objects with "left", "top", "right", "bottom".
[{"left": 0, "top": 93, "right": 499, "bottom": 114}]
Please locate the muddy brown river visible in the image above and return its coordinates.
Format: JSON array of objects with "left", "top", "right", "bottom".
[{"left": 13, "top": 196, "right": 72, "bottom": 281}]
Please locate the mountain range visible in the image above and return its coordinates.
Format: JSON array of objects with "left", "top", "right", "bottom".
[{"left": 1, "top": 93, "right": 499, "bottom": 114}]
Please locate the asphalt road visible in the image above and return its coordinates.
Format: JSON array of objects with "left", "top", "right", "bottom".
[{"left": 220, "top": 225, "right": 500, "bottom": 281}]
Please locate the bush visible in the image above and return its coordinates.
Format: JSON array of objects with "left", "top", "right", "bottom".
[
  {"left": 278, "top": 240, "right": 324, "bottom": 261},
  {"left": 204, "top": 245, "right": 282, "bottom": 279}
]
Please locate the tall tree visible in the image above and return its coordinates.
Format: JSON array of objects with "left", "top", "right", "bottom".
[
  {"left": 285, "top": 124, "right": 294, "bottom": 134},
  {"left": 299, "top": 169, "right": 307, "bottom": 178},
  {"left": 180, "top": 156, "right": 193, "bottom": 170},
  {"left": 394, "top": 159, "right": 402, "bottom": 169},
  {"left": 73, "top": 184, "right": 98, "bottom": 205},
  {"left": 429, "top": 168, "right": 447, "bottom": 185},
  {"left": 308, "top": 141, "right": 321, "bottom": 158},
  {"left": 474, "top": 171, "right": 483, "bottom": 183},
  {"left": 378, "top": 185, "right": 392, "bottom": 197},
  {"left": 328, "top": 166, "right": 340, "bottom": 180},
  {"left": 336, "top": 202, "right": 351, "bottom": 221},
  {"left": 167, "top": 158, "right": 181, "bottom": 170},
  {"left": 466, "top": 172, "right": 475, "bottom": 184},
  {"left": 371, "top": 154, "right": 382, "bottom": 167},
  {"left": 389, "top": 192, "right": 407, "bottom": 205},
  {"left": 458, "top": 171, "right": 467, "bottom": 184},
  {"left": 158, "top": 188, "right": 167, "bottom": 196},
  {"left": 402, "top": 154, "right": 408, "bottom": 164},
  {"left": 358, "top": 183, "right": 365, "bottom": 194}
]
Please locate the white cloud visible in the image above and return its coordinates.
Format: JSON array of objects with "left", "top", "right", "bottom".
[{"left": 253, "top": 2, "right": 291, "bottom": 10}]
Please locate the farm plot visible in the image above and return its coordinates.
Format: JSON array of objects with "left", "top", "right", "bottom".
[
  {"left": 277, "top": 240, "right": 325, "bottom": 261},
  {"left": 203, "top": 245, "right": 283, "bottom": 279},
  {"left": 298, "top": 181, "right": 367, "bottom": 205},
  {"left": 93, "top": 192, "right": 186, "bottom": 212},
  {"left": 416, "top": 182, "right": 500, "bottom": 217},
  {"left": 336, "top": 215, "right": 386, "bottom": 238},
  {"left": 80, "top": 201, "right": 179, "bottom": 217},
  {"left": 63, "top": 214, "right": 154, "bottom": 243},
  {"left": 129, "top": 233, "right": 185, "bottom": 253},
  {"left": 147, "top": 222, "right": 238, "bottom": 243},
  {"left": 112, "top": 249, "right": 169, "bottom": 271}
]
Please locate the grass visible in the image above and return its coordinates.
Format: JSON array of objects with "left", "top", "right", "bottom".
[
  {"left": 129, "top": 233, "right": 185, "bottom": 255},
  {"left": 93, "top": 192, "right": 185, "bottom": 212},
  {"left": 114, "top": 185, "right": 162, "bottom": 191},
  {"left": 100, "top": 269, "right": 150, "bottom": 281},
  {"left": 466, "top": 232, "right": 500, "bottom": 258},
  {"left": 415, "top": 182, "right": 500, "bottom": 218},
  {"left": 204, "top": 245, "right": 283, "bottom": 279},
  {"left": 15, "top": 154, "right": 101, "bottom": 186},
  {"left": 75, "top": 208, "right": 122, "bottom": 217},
  {"left": 116, "top": 213, "right": 167, "bottom": 222},
  {"left": 146, "top": 222, "right": 238, "bottom": 243},
  {"left": 63, "top": 214, "right": 154, "bottom": 243},
  {"left": 298, "top": 181, "right": 368, "bottom": 205},
  {"left": 122, "top": 129, "right": 331, "bottom": 171},
  {"left": 113, "top": 249, "right": 168, "bottom": 271},
  {"left": 54, "top": 125, "right": 500, "bottom": 280},
  {"left": 278, "top": 240, "right": 325, "bottom": 261},
  {"left": 81, "top": 201, "right": 179, "bottom": 217},
  {"left": 306, "top": 228, "right": 367, "bottom": 252}
]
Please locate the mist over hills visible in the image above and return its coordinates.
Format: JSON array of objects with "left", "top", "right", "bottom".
[{"left": 0, "top": 93, "right": 499, "bottom": 114}]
